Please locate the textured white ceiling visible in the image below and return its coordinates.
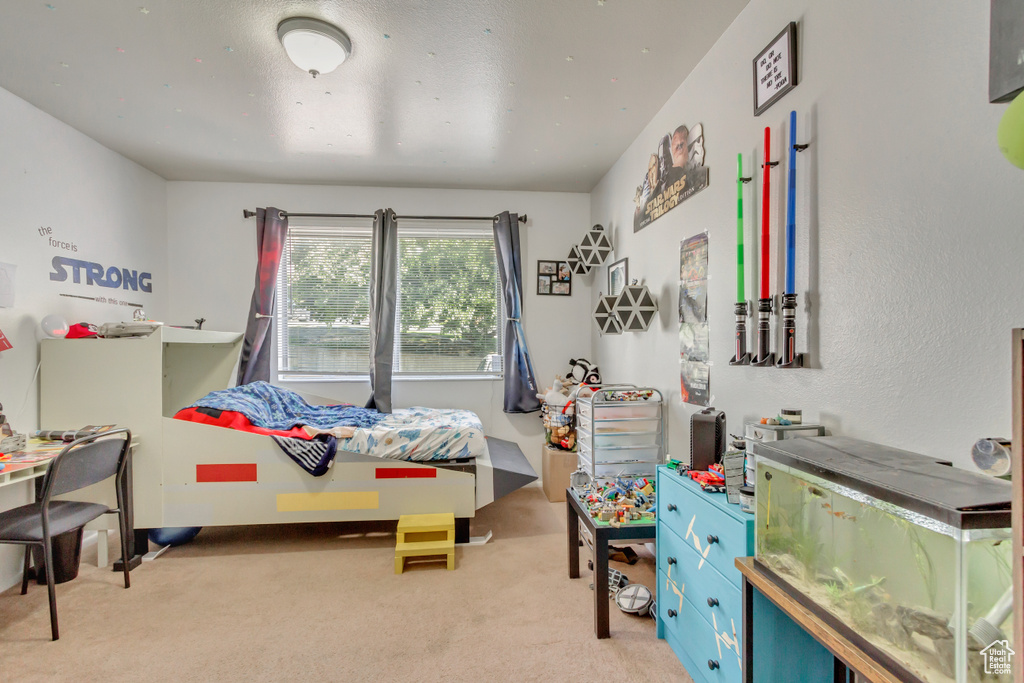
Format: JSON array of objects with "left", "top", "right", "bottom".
[{"left": 0, "top": 0, "right": 747, "bottom": 192}]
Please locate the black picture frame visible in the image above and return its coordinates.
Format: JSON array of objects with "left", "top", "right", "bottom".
[
  {"left": 990, "top": 0, "right": 1024, "bottom": 102},
  {"left": 753, "top": 22, "right": 798, "bottom": 117},
  {"left": 551, "top": 279, "right": 571, "bottom": 296},
  {"left": 608, "top": 257, "right": 628, "bottom": 297},
  {"left": 538, "top": 260, "right": 571, "bottom": 295}
]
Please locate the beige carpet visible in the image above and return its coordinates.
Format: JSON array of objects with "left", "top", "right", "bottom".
[{"left": 0, "top": 485, "right": 692, "bottom": 682}]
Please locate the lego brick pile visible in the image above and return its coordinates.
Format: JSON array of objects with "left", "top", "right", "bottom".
[{"left": 577, "top": 477, "right": 656, "bottom": 527}]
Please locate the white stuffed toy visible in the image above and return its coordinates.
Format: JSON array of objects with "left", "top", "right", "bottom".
[{"left": 537, "top": 378, "right": 570, "bottom": 409}]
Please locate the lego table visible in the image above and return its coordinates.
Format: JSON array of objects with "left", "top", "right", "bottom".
[{"left": 566, "top": 488, "right": 656, "bottom": 639}]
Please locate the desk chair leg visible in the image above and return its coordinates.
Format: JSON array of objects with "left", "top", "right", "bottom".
[
  {"left": 43, "top": 537, "right": 59, "bottom": 641},
  {"left": 21, "top": 546, "right": 32, "bottom": 595},
  {"left": 117, "top": 510, "right": 130, "bottom": 589}
]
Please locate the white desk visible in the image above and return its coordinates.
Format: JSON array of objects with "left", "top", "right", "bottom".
[
  {"left": 0, "top": 439, "right": 63, "bottom": 488},
  {"left": 0, "top": 438, "right": 139, "bottom": 568}
]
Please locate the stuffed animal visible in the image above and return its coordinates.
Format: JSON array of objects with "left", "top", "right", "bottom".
[
  {"left": 567, "top": 358, "right": 601, "bottom": 386},
  {"left": 537, "top": 378, "right": 570, "bottom": 408}
]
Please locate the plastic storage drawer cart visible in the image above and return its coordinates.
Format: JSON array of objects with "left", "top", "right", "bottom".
[
  {"left": 576, "top": 385, "right": 664, "bottom": 484},
  {"left": 657, "top": 466, "right": 754, "bottom": 683}
]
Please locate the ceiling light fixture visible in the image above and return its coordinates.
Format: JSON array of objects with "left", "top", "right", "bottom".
[{"left": 277, "top": 17, "right": 351, "bottom": 78}]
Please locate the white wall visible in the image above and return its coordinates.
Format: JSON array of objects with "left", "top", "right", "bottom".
[
  {"left": 166, "top": 182, "right": 592, "bottom": 472},
  {"left": 0, "top": 85, "right": 167, "bottom": 590},
  {"left": 590, "top": 0, "right": 1024, "bottom": 470}
]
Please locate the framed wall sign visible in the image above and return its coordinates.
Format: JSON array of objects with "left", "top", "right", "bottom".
[{"left": 753, "top": 22, "right": 798, "bottom": 116}]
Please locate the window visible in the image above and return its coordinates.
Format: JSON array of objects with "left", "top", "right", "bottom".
[{"left": 277, "top": 220, "right": 504, "bottom": 379}]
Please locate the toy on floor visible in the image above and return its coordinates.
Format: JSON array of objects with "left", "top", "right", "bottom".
[
  {"left": 149, "top": 527, "right": 201, "bottom": 547},
  {"left": 608, "top": 546, "right": 639, "bottom": 565},
  {"left": 589, "top": 567, "right": 629, "bottom": 594},
  {"left": 616, "top": 583, "right": 654, "bottom": 617}
]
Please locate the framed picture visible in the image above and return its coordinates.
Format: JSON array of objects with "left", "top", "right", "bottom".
[
  {"left": 991, "top": 0, "right": 1024, "bottom": 102},
  {"left": 539, "top": 260, "right": 571, "bottom": 295},
  {"left": 608, "top": 257, "right": 628, "bottom": 297},
  {"left": 753, "top": 22, "right": 798, "bottom": 116}
]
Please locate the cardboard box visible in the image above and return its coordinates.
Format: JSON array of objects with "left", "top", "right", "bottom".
[{"left": 542, "top": 443, "right": 578, "bottom": 503}]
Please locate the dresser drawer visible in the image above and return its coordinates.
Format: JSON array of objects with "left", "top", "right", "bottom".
[
  {"left": 658, "top": 522, "right": 743, "bottom": 636},
  {"left": 658, "top": 474, "right": 748, "bottom": 585},
  {"left": 659, "top": 569, "right": 743, "bottom": 683}
]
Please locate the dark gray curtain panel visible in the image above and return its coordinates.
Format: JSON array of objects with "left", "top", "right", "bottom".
[
  {"left": 493, "top": 211, "right": 540, "bottom": 413},
  {"left": 365, "top": 208, "right": 398, "bottom": 413},
  {"left": 237, "top": 207, "right": 288, "bottom": 386}
]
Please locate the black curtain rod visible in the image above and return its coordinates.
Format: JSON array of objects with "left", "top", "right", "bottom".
[{"left": 242, "top": 209, "right": 527, "bottom": 223}]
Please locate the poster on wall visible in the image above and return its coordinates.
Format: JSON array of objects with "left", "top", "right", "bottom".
[
  {"left": 632, "top": 123, "right": 709, "bottom": 233},
  {"left": 680, "top": 232, "right": 710, "bottom": 406}
]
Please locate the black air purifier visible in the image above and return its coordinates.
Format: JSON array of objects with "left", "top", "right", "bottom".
[{"left": 691, "top": 408, "right": 726, "bottom": 471}]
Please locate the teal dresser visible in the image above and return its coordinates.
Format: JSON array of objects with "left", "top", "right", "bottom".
[{"left": 657, "top": 466, "right": 754, "bottom": 683}]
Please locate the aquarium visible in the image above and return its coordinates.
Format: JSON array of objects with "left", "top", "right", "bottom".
[{"left": 753, "top": 436, "right": 1013, "bottom": 683}]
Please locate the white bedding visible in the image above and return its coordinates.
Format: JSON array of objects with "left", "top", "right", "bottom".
[{"left": 337, "top": 406, "right": 486, "bottom": 461}]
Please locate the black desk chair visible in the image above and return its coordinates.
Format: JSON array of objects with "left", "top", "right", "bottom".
[{"left": 0, "top": 428, "right": 132, "bottom": 640}]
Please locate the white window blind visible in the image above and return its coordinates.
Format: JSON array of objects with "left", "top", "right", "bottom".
[
  {"left": 395, "top": 222, "right": 503, "bottom": 376},
  {"left": 277, "top": 225, "right": 373, "bottom": 377},
  {"left": 276, "top": 221, "right": 503, "bottom": 379}
]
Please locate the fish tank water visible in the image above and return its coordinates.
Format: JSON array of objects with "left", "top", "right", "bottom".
[{"left": 752, "top": 437, "right": 1013, "bottom": 683}]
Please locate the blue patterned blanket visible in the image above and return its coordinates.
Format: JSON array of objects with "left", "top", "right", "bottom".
[{"left": 188, "top": 381, "right": 385, "bottom": 431}]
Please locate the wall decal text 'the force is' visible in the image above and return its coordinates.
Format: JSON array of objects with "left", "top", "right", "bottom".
[{"left": 49, "top": 256, "right": 153, "bottom": 293}]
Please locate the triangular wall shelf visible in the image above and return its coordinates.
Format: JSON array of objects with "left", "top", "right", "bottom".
[
  {"left": 613, "top": 283, "right": 658, "bottom": 331},
  {"left": 593, "top": 294, "right": 623, "bottom": 335},
  {"left": 579, "top": 224, "right": 613, "bottom": 267},
  {"left": 567, "top": 244, "right": 591, "bottom": 275}
]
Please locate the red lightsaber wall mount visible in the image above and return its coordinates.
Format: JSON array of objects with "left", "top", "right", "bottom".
[{"left": 751, "top": 126, "right": 777, "bottom": 367}]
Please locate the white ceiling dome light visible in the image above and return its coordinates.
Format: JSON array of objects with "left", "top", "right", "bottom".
[{"left": 277, "top": 17, "right": 352, "bottom": 78}]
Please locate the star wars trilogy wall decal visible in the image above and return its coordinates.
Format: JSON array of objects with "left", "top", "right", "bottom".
[{"left": 631, "top": 123, "right": 709, "bottom": 233}]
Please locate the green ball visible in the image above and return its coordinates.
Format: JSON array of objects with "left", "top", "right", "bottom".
[{"left": 998, "top": 90, "right": 1024, "bottom": 169}]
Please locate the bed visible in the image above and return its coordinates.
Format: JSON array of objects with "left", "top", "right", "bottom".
[{"left": 38, "top": 327, "right": 537, "bottom": 542}]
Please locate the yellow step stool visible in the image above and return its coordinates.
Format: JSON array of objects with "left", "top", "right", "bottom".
[{"left": 395, "top": 512, "right": 455, "bottom": 574}]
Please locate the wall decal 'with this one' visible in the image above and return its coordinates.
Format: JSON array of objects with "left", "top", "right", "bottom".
[{"left": 632, "top": 123, "right": 709, "bottom": 233}]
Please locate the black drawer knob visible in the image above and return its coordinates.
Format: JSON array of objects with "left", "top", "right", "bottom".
[
  {"left": 706, "top": 534, "right": 719, "bottom": 545},
  {"left": 667, "top": 609, "right": 678, "bottom": 618},
  {"left": 708, "top": 660, "right": 720, "bottom": 671},
  {"left": 667, "top": 557, "right": 677, "bottom": 565},
  {"left": 667, "top": 503, "right": 677, "bottom": 512},
  {"left": 707, "top": 597, "right": 719, "bottom": 608}
]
